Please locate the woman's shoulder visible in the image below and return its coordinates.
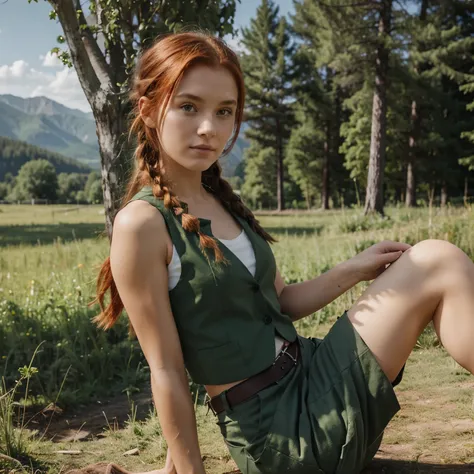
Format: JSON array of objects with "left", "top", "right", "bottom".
[{"left": 114, "top": 199, "right": 167, "bottom": 239}]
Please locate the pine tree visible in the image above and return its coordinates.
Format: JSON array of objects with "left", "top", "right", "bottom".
[
  {"left": 241, "top": 141, "right": 277, "bottom": 209},
  {"left": 406, "top": 0, "right": 474, "bottom": 205},
  {"left": 404, "top": 0, "right": 474, "bottom": 207},
  {"left": 305, "top": 0, "right": 412, "bottom": 214},
  {"left": 291, "top": 0, "right": 348, "bottom": 209},
  {"left": 240, "top": 0, "right": 295, "bottom": 211}
]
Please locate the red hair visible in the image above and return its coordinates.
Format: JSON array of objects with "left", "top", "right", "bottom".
[{"left": 90, "top": 31, "right": 276, "bottom": 334}]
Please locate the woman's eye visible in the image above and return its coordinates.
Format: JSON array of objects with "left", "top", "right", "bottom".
[
  {"left": 218, "top": 108, "right": 233, "bottom": 116},
  {"left": 181, "top": 104, "right": 196, "bottom": 113}
]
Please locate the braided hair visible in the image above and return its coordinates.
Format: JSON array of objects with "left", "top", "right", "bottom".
[{"left": 91, "top": 31, "right": 275, "bottom": 334}]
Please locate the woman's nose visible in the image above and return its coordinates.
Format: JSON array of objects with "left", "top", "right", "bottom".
[{"left": 197, "top": 117, "right": 217, "bottom": 137}]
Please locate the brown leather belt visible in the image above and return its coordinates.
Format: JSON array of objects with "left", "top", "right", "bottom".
[{"left": 206, "top": 339, "right": 299, "bottom": 416}]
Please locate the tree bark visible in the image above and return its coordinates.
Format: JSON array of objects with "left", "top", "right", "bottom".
[
  {"left": 406, "top": 0, "right": 427, "bottom": 208},
  {"left": 305, "top": 182, "right": 311, "bottom": 210},
  {"left": 464, "top": 176, "right": 469, "bottom": 207},
  {"left": 50, "top": 0, "right": 127, "bottom": 238},
  {"left": 321, "top": 121, "right": 330, "bottom": 210},
  {"left": 405, "top": 98, "right": 420, "bottom": 207},
  {"left": 364, "top": 0, "right": 392, "bottom": 216},
  {"left": 440, "top": 181, "right": 448, "bottom": 207},
  {"left": 276, "top": 118, "right": 285, "bottom": 211}
]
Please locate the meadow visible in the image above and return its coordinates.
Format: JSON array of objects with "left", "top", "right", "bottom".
[{"left": 0, "top": 202, "right": 473, "bottom": 473}]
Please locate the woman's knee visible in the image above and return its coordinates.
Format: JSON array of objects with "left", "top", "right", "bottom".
[{"left": 406, "top": 239, "right": 466, "bottom": 273}]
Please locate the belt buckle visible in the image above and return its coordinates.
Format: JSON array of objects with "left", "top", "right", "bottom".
[{"left": 274, "top": 342, "right": 297, "bottom": 366}]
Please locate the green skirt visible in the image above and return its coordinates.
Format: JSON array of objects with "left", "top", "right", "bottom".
[{"left": 215, "top": 312, "right": 402, "bottom": 474}]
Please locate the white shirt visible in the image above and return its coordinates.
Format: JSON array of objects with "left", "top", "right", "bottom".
[{"left": 167, "top": 228, "right": 286, "bottom": 356}]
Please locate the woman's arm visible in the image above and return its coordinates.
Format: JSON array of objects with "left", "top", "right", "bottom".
[
  {"left": 275, "top": 261, "right": 360, "bottom": 322},
  {"left": 111, "top": 201, "right": 205, "bottom": 474},
  {"left": 275, "top": 240, "right": 411, "bottom": 322}
]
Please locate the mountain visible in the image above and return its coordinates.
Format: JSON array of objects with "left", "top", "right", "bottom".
[
  {"left": 0, "top": 95, "right": 99, "bottom": 169},
  {"left": 0, "top": 136, "right": 92, "bottom": 181},
  {"left": 221, "top": 127, "right": 250, "bottom": 178},
  {"left": 0, "top": 94, "right": 92, "bottom": 121},
  {"left": 0, "top": 94, "right": 249, "bottom": 176}
]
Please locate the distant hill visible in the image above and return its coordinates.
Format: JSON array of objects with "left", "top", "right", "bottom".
[
  {"left": 0, "top": 136, "right": 92, "bottom": 181},
  {"left": 220, "top": 127, "right": 250, "bottom": 178},
  {"left": 0, "top": 95, "right": 99, "bottom": 169},
  {"left": 0, "top": 94, "right": 249, "bottom": 176}
]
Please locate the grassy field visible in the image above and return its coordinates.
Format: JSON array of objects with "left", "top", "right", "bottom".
[{"left": 0, "top": 203, "right": 473, "bottom": 473}]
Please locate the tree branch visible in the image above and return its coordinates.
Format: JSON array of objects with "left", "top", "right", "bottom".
[{"left": 48, "top": 0, "right": 113, "bottom": 104}]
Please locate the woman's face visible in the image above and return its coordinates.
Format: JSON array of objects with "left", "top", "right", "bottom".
[{"left": 149, "top": 64, "right": 238, "bottom": 173}]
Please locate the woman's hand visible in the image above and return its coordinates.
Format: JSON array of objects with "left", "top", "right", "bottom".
[{"left": 347, "top": 240, "right": 411, "bottom": 282}]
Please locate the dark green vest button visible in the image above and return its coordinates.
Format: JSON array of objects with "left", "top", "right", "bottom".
[{"left": 263, "top": 315, "right": 272, "bottom": 324}]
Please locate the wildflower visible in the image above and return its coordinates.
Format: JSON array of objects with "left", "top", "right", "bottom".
[{"left": 77, "top": 263, "right": 84, "bottom": 269}]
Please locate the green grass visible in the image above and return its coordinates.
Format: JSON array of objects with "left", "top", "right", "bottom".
[{"left": 0, "top": 203, "right": 473, "bottom": 472}]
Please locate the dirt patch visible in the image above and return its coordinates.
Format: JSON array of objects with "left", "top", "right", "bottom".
[
  {"left": 31, "top": 389, "right": 154, "bottom": 442},
  {"left": 24, "top": 378, "right": 474, "bottom": 473}
]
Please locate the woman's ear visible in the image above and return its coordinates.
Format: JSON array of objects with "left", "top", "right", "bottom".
[{"left": 139, "top": 96, "right": 156, "bottom": 129}]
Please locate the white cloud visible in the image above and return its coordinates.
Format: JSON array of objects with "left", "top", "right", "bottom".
[
  {"left": 0, "top": 60, "right": 29, "bottom": 79},
  {"left": 0, "top": 60, "right": 90, "bottom": 112},
  {"left": 40, "top": 51, "right": 62, "bottom": 68}
]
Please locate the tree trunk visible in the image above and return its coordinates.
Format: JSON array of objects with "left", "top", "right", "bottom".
[
  {"left": 364, "top": 0, "right": 392, "bottom": 216},
  {"left": 305, "top": 182, "right": 311, "bottom": 210},
  {"left": 51, "top": 0, "right": 126, "bottom": 238},
  {"left": 95, "top": 98, "right": 131, "bottom": 236},
  {"left": 464, "top": 176, "right": 469, "bottom": 207},
  {"left": 406, "top": 0, "right": 427, "bottom": 208},
  {"left": 440, "top": 181, "right": 448, "bottom": 207},
  {"left": 406, "top": 98, "right": 420, "bottom": 207},
  {"left": 321, "top": 121, "right": 330, "bottom": 210},
  {"left": 276, "top": 119, "right": 285, "bottom": 211}
]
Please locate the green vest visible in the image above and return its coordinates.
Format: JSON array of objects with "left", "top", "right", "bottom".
[{"left": 129, "top": 187, "right": 297, "bottom": 385}]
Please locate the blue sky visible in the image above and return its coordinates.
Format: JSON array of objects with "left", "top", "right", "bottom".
[{"left": 0, "top": 0, "right": 294, "bottom": 112}]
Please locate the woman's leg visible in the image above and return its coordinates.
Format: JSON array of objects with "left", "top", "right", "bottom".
[{"left": 347, "top": 239, "right": 474, "bottom": 382}]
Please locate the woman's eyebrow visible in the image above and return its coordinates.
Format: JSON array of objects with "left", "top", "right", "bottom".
[{"left": 174, "top": 93, "right": 237, "bottom": 106}]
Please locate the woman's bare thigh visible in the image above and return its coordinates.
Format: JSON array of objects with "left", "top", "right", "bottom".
[{"left": 346, "top": 239, "right": 456, "bottom": 382}]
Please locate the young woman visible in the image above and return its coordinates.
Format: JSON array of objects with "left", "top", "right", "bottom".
[{"left": 93, "top": 31, "right": 474, "bottom": 474}]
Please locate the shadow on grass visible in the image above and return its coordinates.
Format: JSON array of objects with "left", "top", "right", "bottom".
[
  {"left": 362, "top": 458, "right": 474, "bottom": 473},
  {"left": 0, "top": 224, "right": 106, "bottom": 247},
  {"left": 0, "top": 455, "right": 50, "bottom": 472}
]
